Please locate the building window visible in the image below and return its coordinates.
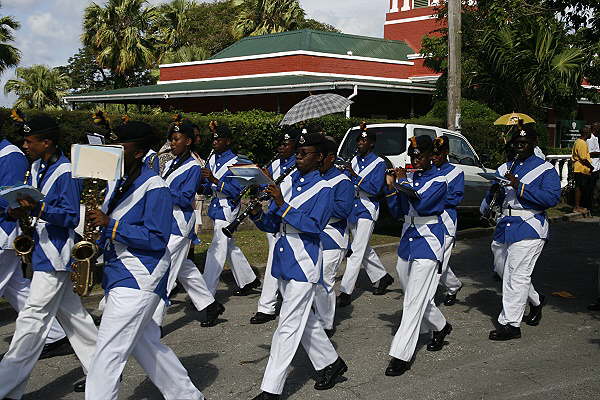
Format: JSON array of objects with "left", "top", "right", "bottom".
[{"left": 413, "top": 0, "right": 430, "bottom": 8}]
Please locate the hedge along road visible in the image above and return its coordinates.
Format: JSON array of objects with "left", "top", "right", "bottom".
[{"left": 1, "top": 218, "right": 598, "bottom": 399}]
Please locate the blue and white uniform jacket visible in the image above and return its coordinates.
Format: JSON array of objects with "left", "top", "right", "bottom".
[
  {"left": 144, "top": 149, "right": 159, "bottom": 172},
  {"left": 0, "top": 140, "right": 28, "bottom": 250},
  {"left": 162, "top": 155, "right": 201, "bottom": 242},
  {"left": 482, "top": 155, "right": 560, "bottom": 244},
  {"left": 348, "top": 152, "right": 386, "bottom": 224},
  {"left": 321, "top": 167, "right": 354, "bottom": 251},
  {"left": 198, "top": 149, "right": 244, "bottom": 222},
  {"left": 386, "top": 167, "right": 447, "bottom": 262},
  {"left": 267, "top": 156, "right": 296, "bottom": 181},
  {"left": 438, "top": 162, "right": 464, "bottom": 238},
  {"left": 100, "top": 167, "right": 172, "bottom": 300},
  {"left": 251, "top": 170, "right": 332, "bottom": 283},
  {"left": 28, "top": 154, "right": 81, "bottom": 272}
]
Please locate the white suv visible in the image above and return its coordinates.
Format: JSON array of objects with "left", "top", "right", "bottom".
[{"left": 338, "top": 123, "right": 491, "bottom": 209}]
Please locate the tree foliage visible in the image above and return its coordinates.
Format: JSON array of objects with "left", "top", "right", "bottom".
[
  {"left": 82, "top": 0, "right": 159, "bottom": 87},
  {"left": 231, "top": 0, "right": 305, "bottom": 39},
  {"left": 420, "top": 0, "right": 593, "bottom": 118},
  {"left": 4, "top": 65, "right": 70, "bottom": 110},
  {"left": 0, "top": 6, "right": 21, "bottom": 76}
]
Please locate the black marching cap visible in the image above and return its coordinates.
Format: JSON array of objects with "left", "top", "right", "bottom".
[
  {"left": 408, "top": 135, "right": 433, "bottom": 156},
  {"left": 169, "top": 122, "right": 195, "bottom": 140},
  {"left": 433, "top": 135, "right": 450, "bottom": 154},
  {"left": 297, "top": 132, "right": 326, "bottom": 148},
  {"left": 281, "top": 127, "right": 300, "bottom": 143},
  {"left": 510, "top": 124, "right": 537, "bottom": 142},
  {"left": 212, "top": 124, "right": 232, "bottom": 139},
  {"left": 113, "top": 121, "right": 153, "bottom": 143},
  {"left": 323, "top": 135, "right": 338, "bottom": 155},
  {"left": 20, "top": 115, "right": 59, "bottom": 137}
]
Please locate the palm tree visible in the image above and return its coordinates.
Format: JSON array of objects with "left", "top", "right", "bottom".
[
  {"left": 467, "top": 18, "right": 586, "bottom": 115},
  {"left": 82, "top": 0, "right": 159, "bottom": 87},
  {"left": 232, "top": 0, "right": 305, "bottom": 40},
  {"left": 4, "top": 65, "right": 71, "bottom": 110},
  {"left": 0, "top": 10, "right": 21, "bottom": 75},
  {"left": 155, "top": 0, "right": 207, "bottom": 63}
]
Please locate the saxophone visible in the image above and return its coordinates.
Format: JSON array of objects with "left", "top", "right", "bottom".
[
  {"left": 71, "top": 178, "right": 105, "bottom": 296},
  {"left": 13, "top": 170, "right": 35, "bottom": 266}
]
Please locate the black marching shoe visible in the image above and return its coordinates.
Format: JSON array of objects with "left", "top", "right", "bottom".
[
  {"left": 444, "top": 284, "right": 462, "bottom": 306},
  {"left": 324, "top": 327, "right": 336, "bottom": 338},
  {"left": 201, "top": 301, "right": 225, "bottom": 327},
  {"left": 336, "top": 292, "right": 352, "bottom": 308},
  {"left": 489, "top": 324, "right": 521, "bottom": 341},
  {"left": 427, "top": 322, "right": 452, "bottom": 351},
  {"left": 234, "top": 278, "right": 261, "bottom": 296},
  {"left": 314, "top": 357, "right": 348, "bottom": 390},
  {"left": 251, "top": 391, "right": 280, "bottom": 400},
  {"left": 523, "top": 294, "right": 545, "bottom": 326},
  {"left": 373, "top": 273, "right": 394, "bottom": 296},
  {"left": 39, "top": 337, "right": 74, "bottom": 360},
  {"left": 385, "top": 357, "right": 411, "bottom": 376},
  {"left": 73, "top": 379, "right": 86, "bottom": 393},
  {"left": 250, "top": 311, "right": 276, "bottom": 325},
  {"left": 588, "top": 298, "right": 600, "bottom": 311}
]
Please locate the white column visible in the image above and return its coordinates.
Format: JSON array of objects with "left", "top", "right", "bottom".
[
  {"left": 401, "top": 0, "right": 411, "bottom": 11},
  {"left": 390, "top": 0, "right": 400, "bottom": 12}
]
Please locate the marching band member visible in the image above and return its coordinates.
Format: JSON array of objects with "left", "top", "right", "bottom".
[
  {"left": 85, "top": 120, "right": 203, "bottom": 399},
  {"left": 313, "top": 136, "right": 354, "bottom": 336},
  {"left": 152, "top": 122, "right": 224, "bottom": 330},
  {"left": 338, "top": 125, "right": 393, "bottom": 307},
  {"left": 384, "top": 136, "right": 452, "bottom": 377},
  {"left": 0, "top": 116, "right": 98, "bottom": 398},
  {"left": 199, "top": 124, "right": 259, "bottom": 296},
  {"left": 249, "top": 133, "right": 348, "bottom": 400},
  {"left": 431, "top": 136, "right": 465, "bottom": 306},
  {"left": 484, "top": 125, "right": 560, "bottom": 341},
  {"left": 250, "top": 129, "right": 297, "bottom": 324},
  {"left": 0, "top": 129, "right": 70, "bottom": 359}
]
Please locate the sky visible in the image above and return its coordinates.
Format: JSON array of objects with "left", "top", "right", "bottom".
[{"left": 0, "top": 0, "right": 389, "bottom": 107}]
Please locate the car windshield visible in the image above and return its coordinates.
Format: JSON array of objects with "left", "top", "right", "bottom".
[
  {"left": 447, "top": 134, "right": 479, "bottom": 166},
  {"left": 339, "top": 126, "right": 407, "bottom": 160}
]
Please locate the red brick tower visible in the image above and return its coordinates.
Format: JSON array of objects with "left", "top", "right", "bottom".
[
  {"left": 384, "top": 0, "right": 442, "bottom": 52},
  {"left": 384, "top": 0, "right": 444, "bottom": 81}
]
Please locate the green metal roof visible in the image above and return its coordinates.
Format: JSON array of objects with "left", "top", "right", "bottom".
[
  {"left": 210, "top": 29, "right": 414, "bottom": 62},
  {"left": 65, "top": 74, "right": 435, "bottom": 103}
]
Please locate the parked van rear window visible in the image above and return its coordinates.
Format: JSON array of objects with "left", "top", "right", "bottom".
[{"left": 339, "top": 126, "right": 407, "bottom": 159}]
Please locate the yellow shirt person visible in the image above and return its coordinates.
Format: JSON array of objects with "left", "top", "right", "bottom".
[{"left": 572, "top": 138, "right": 592, "bottom": 175}]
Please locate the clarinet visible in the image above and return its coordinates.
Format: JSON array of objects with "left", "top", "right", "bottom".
[
  {"left": 481, "top": 154, "right": 519, "bottom": 225},
  {"left": 222, "top": 165, "right": 297, "bottom": 238}
]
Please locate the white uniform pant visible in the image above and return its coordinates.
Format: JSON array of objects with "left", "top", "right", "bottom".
[
  {"left": 0, "top": 250, "right": 66, "bottom": 343},
  {"left": 439, "top": 235, "right": 462, "bottom": 294},
  {"left": 340, "top": 219, "right": 387, "bottom": 294},
  {"left": 153, "top": 235, "right": 214, "bottom": 326},
  {"left": 257, "top": 233, "right": 279, "bottom": 315},
  {"left": 491, "top": 239, "right": 543, "bottom": 327},
  {"left": 86, "top": 287, "right": 203, "bottom": 400},
  {"left": 314, "top": 248, "right": 346, "bottom": 330},
  {"left": 0, "top": 270, "right": 98, "bottom": 399},
  {"left": 203, "top": 218, "right": 257, "bottom": 295},
  {"left": 261, "top": 280, "right": 338, "bottom": 395},
  {"left": 389, "top": 258, "right": 446, "bottom": 362}
]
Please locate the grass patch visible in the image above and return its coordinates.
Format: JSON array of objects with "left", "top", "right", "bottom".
[{"left": 192, "top": 229, "right": 401, "bottom": 268}]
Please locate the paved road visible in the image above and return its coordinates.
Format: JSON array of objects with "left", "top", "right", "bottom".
[{"left": 1, "top": 218, "right": 600, "bottom": 399}]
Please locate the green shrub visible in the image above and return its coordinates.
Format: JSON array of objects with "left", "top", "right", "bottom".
[{"left": 0, "top": 107, "right": 545, "bottom": 169}]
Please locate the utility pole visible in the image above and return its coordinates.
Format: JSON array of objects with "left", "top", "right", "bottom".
[{"left": 447, "top": 0, "right": 461, "bottom": 131}]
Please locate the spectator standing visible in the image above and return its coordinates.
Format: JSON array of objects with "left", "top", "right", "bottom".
[
  {"left": 586, "top": 122, "right": 600, "bottom": 208},
  {"left": 571, "top": 128, "right": 594, "bottom": 213}
]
